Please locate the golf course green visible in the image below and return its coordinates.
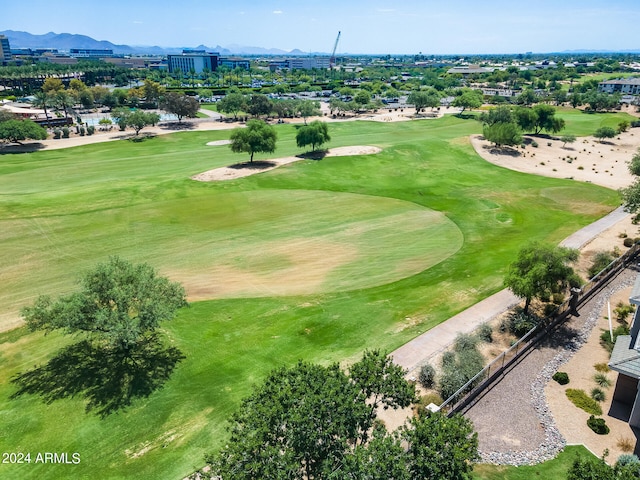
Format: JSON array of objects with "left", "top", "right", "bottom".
[{"left": 0, "top": 112, "right": 623, "bottom": 479}]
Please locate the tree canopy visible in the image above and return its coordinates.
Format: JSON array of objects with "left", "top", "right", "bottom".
[
  {"left": 229, "top": 119, "right": 277, "bottom": 162},
  {"left": 207, "top": 350, "right": 478, "bottom": 480},
  {"left": 0, "top": 119, "right": 48, "bottom": 144},
  {"left": 452, "top": 89, "right": 483, "bottom": 113},
  {"left": 515, "top": 105, "right": 565, "bottom": 135},
  {"left": 620, "top": 148, "right": 640, "bottom": 217},
  {"left": 296, "top": 120, "right": 331, "bottom": 152},
  {"left": 161, "top": 92, "right": 199, "bottom": 121},
  {"left": 22, "top": 256, "right": 188, "bottom": 351},
  {"left": 594, "top": 126, "right": 617, "bottom": 142},
  {"left": 217, "top": 92, "right": 246, "bottom": 120},
  {"left": 407, "top": 90, "right": 441, "bottom": 115},
  {"left": 483, "top": 121, "right": 522, "bottom": 148},
  {"left": 504, "top": 242, "right": 580, "bottom": 313}
]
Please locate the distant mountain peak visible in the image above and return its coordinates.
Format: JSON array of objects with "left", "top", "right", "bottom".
[{"left": 0, "top": 30, "right": 319, "bottom": 56}]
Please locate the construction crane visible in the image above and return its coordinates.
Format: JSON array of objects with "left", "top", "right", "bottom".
[{"left": 329, "top": 31, "right": 341, "bottom": 69}]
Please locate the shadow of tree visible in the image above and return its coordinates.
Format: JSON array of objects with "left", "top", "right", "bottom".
[
  {"left": 228, "top": 160, "right": 276, "bottom": 170},
  {"left": 0, "top": 142, "right": 46, "bottom": 154},
  {"left": 296, "top": 150, "right": 328, "bottom": 160},
  {"left": 160, "top": 122, "right": 197, "bottom": 131},
  {"left": 10, "top": 335, "right": 184, "bottom": 417}
]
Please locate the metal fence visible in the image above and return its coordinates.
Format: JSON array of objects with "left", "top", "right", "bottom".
[{"left": 438, "top": 241, "right": 640, "bottom": 416}]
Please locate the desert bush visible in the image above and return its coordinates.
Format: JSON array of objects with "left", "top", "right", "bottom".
[
  {"left": 552, "top": 292, "right": 565, "bottom": 305},
  {"left": 477, "top": 323, "right": 493, "bottom": 343},
  {"left": 439, "top": 369, "right": 467, "bottom": 400},
  {"left": 601, "top": 324, "right": 630, "bottom": 353},
  {"left": 587, "top": 415, "right": 609, "bottom": 435},
  {"left": 87, "top": 125, "right": 95, "bottom": 135},
  {"left": 591, "top": 387, "right": 606, "bottom": 402},
  {"left": 624, "top": 237, "right": 635, "bottom": 247},
  {"left": 418, "top": 364, "right": 436, "bottom": 389},
  {"left": 531, "top": 140, "right": 539, "bottom": 148},
  {"left": 53, "top": 128, "right": 61, "bottom": 139},
  {"left": 566, "top": 389, "right": 603, "bottom": 415},
  {"left": 441, "top": 351, "right": 456, "bottom": 369},
  {"left": 454, "top": 333, "right": 478, "bottom": 352},
  {"left": 588, "top": 251, "right": 615, "bottom": 278},
  {"left": 617, "top": 440, "right": 636, "bottom": 454},
  {"left": 614, "top": 302, "right": 635, "bottom": 324},
  {"left": 552, "top": 371, "right": 569, "bottom": 385},
  {"left": 62, "top": 127, "right": 70, "bottom": 138},
  {"left": 594, "top": 373, "right": 612, "bottom": 388},
  {"left": 594, "top": 363, "right": 610, "bottom": 373},
  {"left": 505, "top": 311, "right": 541, "bottom": 337}
]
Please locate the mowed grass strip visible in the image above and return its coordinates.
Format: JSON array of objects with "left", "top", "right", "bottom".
[{"left": 0, "top": 113, "right": 622, "bottom": 479}]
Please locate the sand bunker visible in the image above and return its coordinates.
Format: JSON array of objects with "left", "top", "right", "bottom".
[{"left": 191, "top": 145, "right": 382, "bottom": 182}]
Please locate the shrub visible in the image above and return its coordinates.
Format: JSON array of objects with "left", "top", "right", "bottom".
[
  {"left": 594, "top": 373, "right": 612, "bottom": 388},
  {"left": 87, "top": 125, "right": 95, "bottom": 136},
  {"left": 439, "top": 368, "right": 467, "bottom": 400},
  {"left": 531, "top": 140, "right": 539, "bottom": 148},
  {"left": 591, "top": 388, "right": 606, "bottom": 402},
  {"left": 631, "top": 120, "right": 640, "bottom": 128},
  {"left": 441, "top": 351, "right": 456, "bottom": 369},
  {"left": 62, "top": 127, "right": 70, "bottom": 138},
  {"left": 79, "top": 126, "right": 85, "bottom": 136},
  {"left": 624, "top": 237, "right": 635, "bottom": 247},
  {"left": 552, "top": 371, "right": 569, "bottom": 385},
  {"left": 506, "top": 311, "right": 541, "bottom": 337},
  {"left": 614, "top": 302, "right": 635, "bottom": 324},
  {"left": 552, "top": 292, "right": 565, "bottom": 305},
  {"left": 594, "top": 363, "right": 610, "bottom": 373},
  {"left": 588, "top": 251, "right": 615, "bottom": 278},
  {"left": 454, "top": 333, "right": 478, "bottom": 352},
  {"left": 566, "top": 389, "right": 602, "bottom": 415},
  {"left": 53, "top": 128, "right": 61, "bottom": 139},
  {"left": 600, "top": 324, "right": 630, "bottom": 353},
  {"left": 418, "top": 364, "right": 436, "bottom": 389},
  {"left": 587, "top": 415, "right": 609, "bottom": 435},
  {"left": 477, "top": 323, "right": 493, "bottom": 343},
  {"left": 617, "top": 440, "right": 636, "bottom": 454}
]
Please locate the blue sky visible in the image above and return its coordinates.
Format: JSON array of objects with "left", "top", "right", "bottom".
[{"left": 5, "top": 0, "right": 640, "bottom": 54}]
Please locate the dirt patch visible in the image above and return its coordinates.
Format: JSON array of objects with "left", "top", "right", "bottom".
[
  {"left": 167, "top": 238, "right": 359, "bottom": 299},
  {"left": 471, "top": 131, "right": 640, "bottom": 190},
  {"left": 191, "top": 146, "right": 382, "bottom": 182}
]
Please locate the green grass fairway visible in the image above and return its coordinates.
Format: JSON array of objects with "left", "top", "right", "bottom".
[
  {"left": 0, "top": 113, "right": 622, "bottom": 479},
  {"left": 556, "top": 107, "right": 636, "bottom": 136}
]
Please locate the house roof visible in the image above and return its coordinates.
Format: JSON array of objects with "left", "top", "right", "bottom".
[
  {"left": 609, "top": 335, "right": 640, "bottom": 379},
  {"left": 630, "top": 274, "right": 640, "bottom": 305}
]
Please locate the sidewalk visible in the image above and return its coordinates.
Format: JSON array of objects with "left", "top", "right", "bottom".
[{"left": 391, "top": 205, "right": 630, "bottom": 373}]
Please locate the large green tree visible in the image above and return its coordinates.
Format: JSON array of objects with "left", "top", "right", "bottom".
[
  {"left": 504, "top": 242, "right": 580, "bottom": 313},
  {"left": 483, "top": 122, "right": 522, "bottom": 147},
  {"left": 620, "top": 148, "right": 640, "bottom": 217},
  {"left": 0, "top": 119, "right": 48, "bottom": 144},
  {"left": 22, "top": 256, "right": 187, "bottom": 351},
  {"left": 217, "top": 92, "right": 246, "bottom": 120},
  {"left": 515, "top": 105, "right": 565, "bottom": 135},
  {"left": 207, "top": 350, "right": 477, "bottom": 480},
  {"left": 160, "top": 92, "right": 199, "bottom": 121},
  {"left": 407, "top": 90, "right": 441, "bottom": 115},
  {"left": 452, "top": 89, "right": 483, "bottom": 113},
  {"left": 229, "top": 119, "right": 277, "bottom": 162},
  {"left": 296, "top": 120, "right": 331, "bottom": 152},
  {"left": 594, "top": 126, "right": 617, "bottom": 142}
]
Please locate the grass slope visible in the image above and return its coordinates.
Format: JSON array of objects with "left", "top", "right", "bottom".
[
  {"left": 473, "top": 445, "right": 596, "bottom": 479},
  {"left": 0, "top": 113, "right": 622, "bottom": 479}
]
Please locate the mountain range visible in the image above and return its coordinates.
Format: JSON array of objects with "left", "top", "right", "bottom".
[{"left": 0, "top": 30, "right": 308, "bottom": 56}]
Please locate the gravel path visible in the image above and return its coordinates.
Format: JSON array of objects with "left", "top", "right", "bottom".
[{"left": 464, "top": 268, "right": 636, "bottom": 465}]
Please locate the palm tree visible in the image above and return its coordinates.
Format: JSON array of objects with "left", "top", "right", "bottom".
[{"left": 32, "top": 91, "right": 52, "bottom": 121}]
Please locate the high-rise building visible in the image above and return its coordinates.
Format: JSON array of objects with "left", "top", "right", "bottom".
[
  {"left": 0, "top": 35, "right": 12, "bottom": 65},
  {"left": 167, "top": 51, "right": 219, "bottom": 74}
]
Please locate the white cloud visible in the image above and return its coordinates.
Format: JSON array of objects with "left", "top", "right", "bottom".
[{"left": 273, "top": 10, "right": 283, "bottom": 14}]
